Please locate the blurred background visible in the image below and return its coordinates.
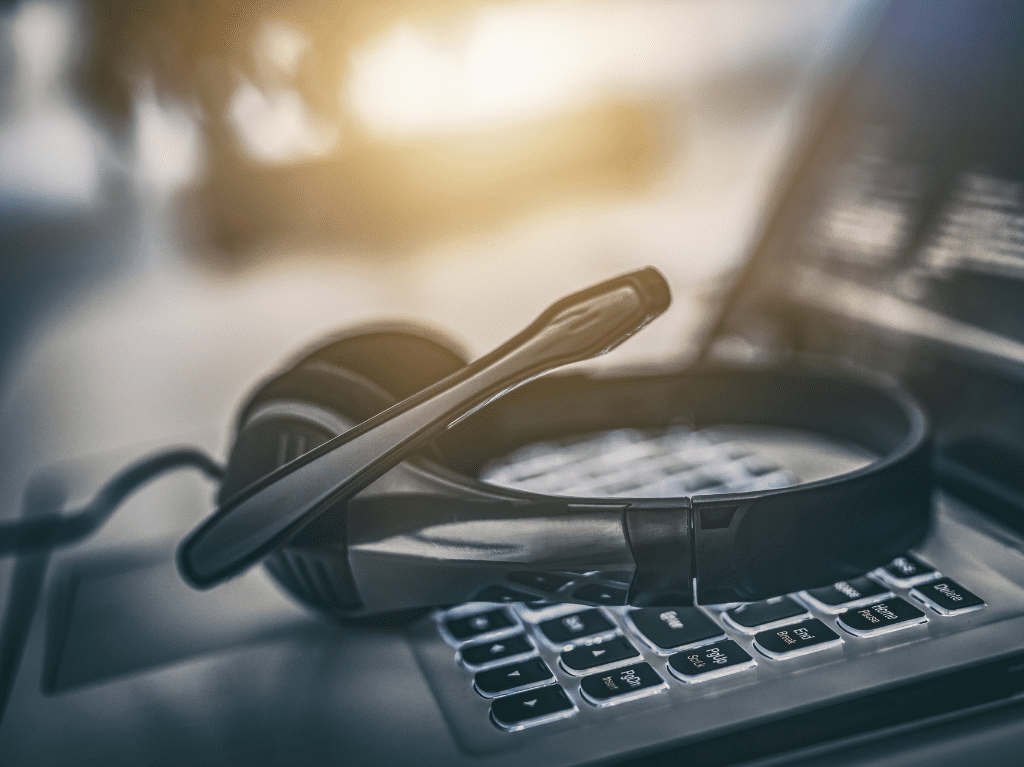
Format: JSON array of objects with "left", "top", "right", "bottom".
[{"left": 0, "top": 0, "right": 878, "bottom": 532}]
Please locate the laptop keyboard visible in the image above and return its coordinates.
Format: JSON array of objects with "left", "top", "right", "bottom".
[
  {"left": 479, "top": 426, "right": 798, "bottom": 499},
  {"left": 428, "top": 426, "right": 987, "bottom": 734},
  {"left": 435, "top": 558, "right": 985, "bottom": 732}
]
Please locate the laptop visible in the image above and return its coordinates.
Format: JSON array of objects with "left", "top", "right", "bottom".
[{"left": 4, "top": 1, "right": 1024, "bottom": 765}]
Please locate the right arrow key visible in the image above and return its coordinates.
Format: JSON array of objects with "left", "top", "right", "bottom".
[
  {"left": 559, "top": 635, "right": 642, "bottom": 676},
  {"left": 474, "top": 657, "right": 554, "bottom": 698}
]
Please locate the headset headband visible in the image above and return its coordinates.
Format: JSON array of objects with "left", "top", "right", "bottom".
[{"left": 456, "top": 367, "right": 931, "bottom": 605}]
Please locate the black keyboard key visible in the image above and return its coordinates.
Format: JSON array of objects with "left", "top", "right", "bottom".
[
  {"left": 799, "top": 576, "right": 893, "bottom": 614},
  {"left": 910, "top": 578, "right": 985, "bottom": 616},
  {"left": 442, "top": 608, "right": 517, "bottom": 643},
  {"left": 473, "top": 584, "right": 544, "bottom": 604},
  {"left": 627, "top": 607, "right": 726, "bottom": 653},
  {"left": 490, "top": 685, "right": 577, "bottom": 731},
  {"left": 511, "top": 601, "right": 578, "bottom": 623},
  {"left": 837, "top": 597, "right": 927, "bottom": 637},
  {"left": 570, "top": 583, "right": 628, "bottom": 605},
  {"left": 538, "top": 609, "right": 617, "bottom": 649},
  {"left": 560, "top": 636, "right": 641, "bottom": 675},
  {"left": 875, "top": 554, "right": 939, "bottom": 588},
  {"left": 724, "top": 597, "right": 809, "bottom": 634},
  {"left": 753, "top": 618, "right": 843, "bottom": 659},
  {"left": 474, "top": 657, "right": 554, "bottom": 698},
  {"left": 579, "top": 663, "right": 668, "bottom": 707},
  {"left": 507, "top": 571, "right": 574, "bottom": 594},
  {"left": 668, "top": 640, "right": 756, "bottom": 683},
  {"left": 598, "top": 571, "right": 633, "bottom": 584},
  {"left": 458, "top": 634, "right": 536, "bottom": 671}
]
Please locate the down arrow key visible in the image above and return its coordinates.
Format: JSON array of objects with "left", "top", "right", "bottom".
[{"left": 490, "top": 686, "right": 577, "bottom": 731}]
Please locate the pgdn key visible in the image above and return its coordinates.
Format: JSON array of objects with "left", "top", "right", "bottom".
[{"left": 579, "top": 663, "right": 668, "bottom": 707}]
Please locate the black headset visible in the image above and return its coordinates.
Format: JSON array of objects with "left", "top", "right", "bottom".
[{"left": 174, "top": 268, "right": 932, "bottom": 619}]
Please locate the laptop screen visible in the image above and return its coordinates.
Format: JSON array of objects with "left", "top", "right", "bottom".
[{"left": 705, "top": 0, "right": 1024, "bottom": 532}]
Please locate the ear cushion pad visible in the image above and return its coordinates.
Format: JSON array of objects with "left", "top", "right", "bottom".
[
  {"left": 220, "top": 325, "right": 471, "bottom": 619},
  {"left": 227, "top": 324, "right": 472, "bottom": 495},
  {"left": 220, "top": 364, "right": 396, "bottom": 502},
  {"left": 295, "top": 322, "right": 470, "bottom": 402}
]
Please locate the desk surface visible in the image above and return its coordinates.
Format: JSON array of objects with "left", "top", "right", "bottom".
[{"left": 2, "top": 454, "right": 1024, "bottom": 767}]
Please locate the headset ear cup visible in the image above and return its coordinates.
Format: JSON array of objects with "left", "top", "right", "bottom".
[
  {"left": 297, "top": 322, "right": 470, "bottom": 402},
  {"left": 221, "top": 364, "right": 397, "bottom": 501},
  {"left": 231, "top": 323, "right": 471, "bottom": 475},
  {"left": 217, "top": 365, "right": 383, "bottom": 619},
  {"left": 226, "top": 323, "right": 471, "bottom": 500},
  {"left": 219, "top": 324, "right": 471, "bottom": 621},
  {"left": 292, "top": 323, "right": 472, "bottom": 463}
]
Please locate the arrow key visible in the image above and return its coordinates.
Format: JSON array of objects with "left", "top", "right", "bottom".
[
  {"left": 490, "top": 685, "right": 577, "bottom": 731},
  {"left": 458, "top": 634, "right": 537, "bottom": 671},
  {"left": 559, "top": 636, "right": 642, "bottom": 676},
  {"left": 570, "top": 583, "right": 628, "bottom": 605},
  {"left": 475, "top": 657, "right": 554, "bottom": 698}
]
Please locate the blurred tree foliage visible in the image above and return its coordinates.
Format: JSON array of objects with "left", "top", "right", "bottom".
[{"left": 76, "top": 0, "right": 485, "bottom": 132}]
